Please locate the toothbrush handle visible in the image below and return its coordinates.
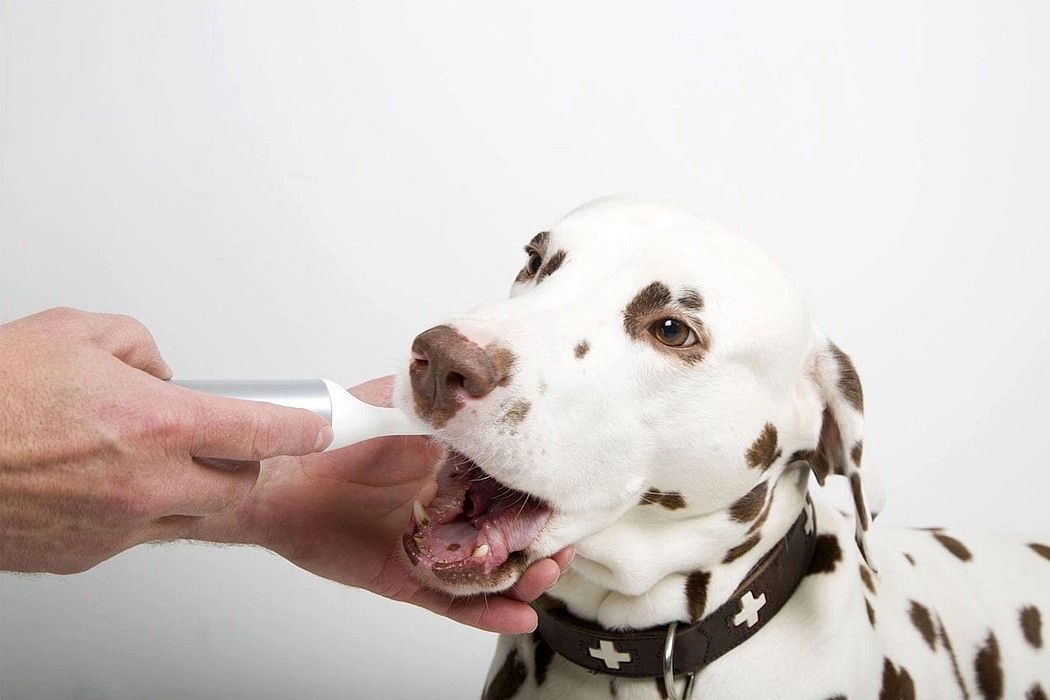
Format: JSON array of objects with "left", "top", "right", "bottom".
[
  {"left": 169, "top": 379, "right": 429, "bottom": 451},
  {"left": 171, "top": 379, "right": 334, "bottom": 421}
]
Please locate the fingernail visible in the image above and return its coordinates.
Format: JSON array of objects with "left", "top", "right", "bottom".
[{"left": 314, "top": 425, "right": 334, "bottom": 452}]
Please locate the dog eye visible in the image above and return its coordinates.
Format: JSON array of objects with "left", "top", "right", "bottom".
[
  {"left": 525, "top": 250, "right": 543, "bottom": 276},
  {"left": 650, "top": 318, "right": 697, "bottom": 347}
]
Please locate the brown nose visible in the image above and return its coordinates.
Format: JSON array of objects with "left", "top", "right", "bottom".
[{"left": 410, "top": 325, "right": 511, "bottom": 426}]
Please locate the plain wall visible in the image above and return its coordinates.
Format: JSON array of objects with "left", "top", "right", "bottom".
[{"left": 1, "top": 1, "right": 1048, "bottom": 698}]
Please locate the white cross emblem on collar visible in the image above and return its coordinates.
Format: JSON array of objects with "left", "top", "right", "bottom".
[
  {"left": 588, "top": 640, "right": 632, "bottom": 669},
  {"left": 733, "top": 591, "right": 767, "bottom": 628}
]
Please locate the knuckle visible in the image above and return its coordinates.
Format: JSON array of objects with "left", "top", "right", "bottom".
[
  {"left": 137, "top": 401, "right": 191, "bottom": 447},
  {"left": 41, "top": 306, "right": 82, "bottom": 323},
  {"left": 39, "top": 307, "right": 91, "bottom": 336},
  {"left": 109, "top": 313, "right": 156, "bottom": 348},
  {"left": 140, "top": 408, "right": 178, "bottom": 442}
]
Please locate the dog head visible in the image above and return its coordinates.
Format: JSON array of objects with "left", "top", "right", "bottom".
[{"left": 394, "top": 196, "right": 881, "bottom": 595}]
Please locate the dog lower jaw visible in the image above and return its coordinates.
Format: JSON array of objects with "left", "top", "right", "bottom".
[
  {"left": 403, "top": 533, "right": 531, "bottom": 594},
  {"left": 402, "top": 450, "right": 554, "bottom": 595}
]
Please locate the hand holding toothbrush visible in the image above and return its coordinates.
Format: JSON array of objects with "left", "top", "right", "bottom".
[{"left": 0, "top": 308, "right": 568, "bottom": 634}]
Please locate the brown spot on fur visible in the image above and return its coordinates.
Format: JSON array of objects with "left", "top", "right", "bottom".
[
  {"left": 746, "top": 423, "right": 781, "bottom": 470},
  {"left": 806, "top": 535, "right": 842, "bottom": 575},
  {"left": 1028, "top": 684, "right": 1049, "bottom": 700},
  {"left": 904, "top": 553, "right": 915, "bottom": 565},
  {"left": 829, "top": 343, "right": 864, "bottom": 412},
  {"left": 661, "top": 492, "right": 687, "bottom": 510},
  {"left": 790, "top": 448, "right": 830, "bottom": 486},
  {"left": 1020, "top": 605, "right": 1043, "bottom": 649},
  {"left": 880, "top": 658, "right": 916, "bottom": 700},
  {"left": 488, "top": 344, "right": 517, "bottom": 384},
  {"left": 531, "top": 631, "right": 554, "bottom": 686},
  {"left": 729, "top": 481, "right": 768, "bottom": 522},
  {"left": 723, "top": 534, "right": 760, "bottom": 564},
  {"left": 483, "top": 647, "right": 527, "bottom": 700},
  {"left": 850, "top": 472, "right": 870, "bottom": 530},
  {"left": 974, "top": 632, "right": 1003, "bottom": 700},
  {"left": 866, "top": 599, "right": 877, "bottom": 627},
  {"left": 574, "top": 340, "right": 590, "bottom": 358},
  {"left": 622, "top": 281, "right": 710, "bottom": 363},
  {"left": 536, "top": 249, "right": 566, "bottom": 283},
  {"left": 1030, "top": 543, "right": 1050, "bottom": 561},
  {"left": 677, "top": 289, "right": 704, "bottom": 310},
  {"left": 639, "top": 488, "right": 687, "bottom": 510},
  {"left": 851, "top": 440, "right": 864, "bottom": 467},
  {"left": 909, "top": 601, "right": 936, "bottom": 650},
  {"left": 502, "top": 399, "right": 531, "bottom": 426},
  {"left": 860, "top": 565, "right": 876, "bottom": 594},
  {"left": 685, "top": 570, "right": 710, "bottom": 623},
  {"left": 747, "top": 497, "right": 773, "bottom": 535},
  {"left": 937, "top": 619, "right": 970, "bottom": 700},
  {"left": 827, "top": 697, "right": 848, "bottom": 700},
  {"left": 934, "top": 533, "right": 973, "bottom": 562},
  {"left": 624, "top": 282, "right": 673, "bottom": 339}
]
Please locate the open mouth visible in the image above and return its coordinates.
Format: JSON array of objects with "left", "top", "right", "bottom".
[{"left": 402, "top": 450, "right": 552, "bottom": 588}]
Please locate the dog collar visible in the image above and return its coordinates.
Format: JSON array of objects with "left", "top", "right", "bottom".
[{"left": 532, "top": 498, "right": 817, "bottom": 685}]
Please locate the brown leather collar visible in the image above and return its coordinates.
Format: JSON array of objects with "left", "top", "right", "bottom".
[{"left": 532, "top": 498, "right": 817, "bottom": 679}]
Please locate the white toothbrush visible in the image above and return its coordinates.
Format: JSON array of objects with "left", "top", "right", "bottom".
[{"left": 170, "top": 379, "right": 431, "bottom": 451}]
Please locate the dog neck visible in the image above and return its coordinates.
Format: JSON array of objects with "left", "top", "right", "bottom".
[{"left": 546, "top": 464, "right": 811, "bottom": 632}]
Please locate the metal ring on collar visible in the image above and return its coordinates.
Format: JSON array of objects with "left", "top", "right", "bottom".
[{"left": 662, "top": 622, "right": 697, "bottom": 700}]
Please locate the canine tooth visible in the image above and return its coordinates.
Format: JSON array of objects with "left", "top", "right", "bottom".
[
  {"left": 472, "top": 544, "right": 490, "bottom": 558},
  {"left": 413, "top": 500, "right": 430, "bottom": 527}
]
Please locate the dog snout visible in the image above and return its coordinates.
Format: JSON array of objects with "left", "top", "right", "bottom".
[{"left": 410, "top": 325, "right": 510, "bottom": 425}]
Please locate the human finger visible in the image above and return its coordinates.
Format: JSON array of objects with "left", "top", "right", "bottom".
[
  {"left": 412, "top": 588, "right": 540, "bottom": 635},
  {"left": 348, "top": 375, "right": 395, "bottom": 407},
  {"left": 174, "top": 389, "right": 333, "bottom": 461},
  {"left": 551, "top": 546, "right": 575, "bottom": 572},
  {"left": 506, "top": 547, "right": 574, "bottom": 602}
]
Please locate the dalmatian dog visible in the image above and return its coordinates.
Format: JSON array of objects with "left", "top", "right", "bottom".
[{"left": 393, "top": 196, "right": 1050, "bottom": 700}]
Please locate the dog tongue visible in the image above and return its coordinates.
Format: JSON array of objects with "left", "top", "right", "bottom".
[{"left": 407, "top": 453, "right": 551, "bottom": 574}]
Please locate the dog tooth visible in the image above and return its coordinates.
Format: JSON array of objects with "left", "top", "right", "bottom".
[
  {"left": 472, "top": 544, "right": 490, "bottom": 558},
  {"left": 413, "top": 500, "right": 430, "bottom": 527}
]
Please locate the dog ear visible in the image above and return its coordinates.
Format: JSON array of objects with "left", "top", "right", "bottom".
[{"left": 805, "top": 338, "right": 884, "bottom": 568}]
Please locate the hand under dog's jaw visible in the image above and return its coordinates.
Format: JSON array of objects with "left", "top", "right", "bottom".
[{"left": 402, "top": 449, "right": 553, "bottom": 594}]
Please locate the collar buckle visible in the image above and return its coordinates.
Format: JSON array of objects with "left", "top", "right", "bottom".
[{"left": 663, "top": 621, "right": 697, "bottom": 700}]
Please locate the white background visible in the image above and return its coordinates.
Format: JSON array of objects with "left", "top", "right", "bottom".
[{"left": 1, "top": 1, "right": 1048, "bottom": 699}]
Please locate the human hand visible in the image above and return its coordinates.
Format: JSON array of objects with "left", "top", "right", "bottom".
[
  {"left": 190, "top": 376, "right": 573, "bottom": 635},
  {"left": 0, "top": 308, "right": 333, "bottom": 574}
]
